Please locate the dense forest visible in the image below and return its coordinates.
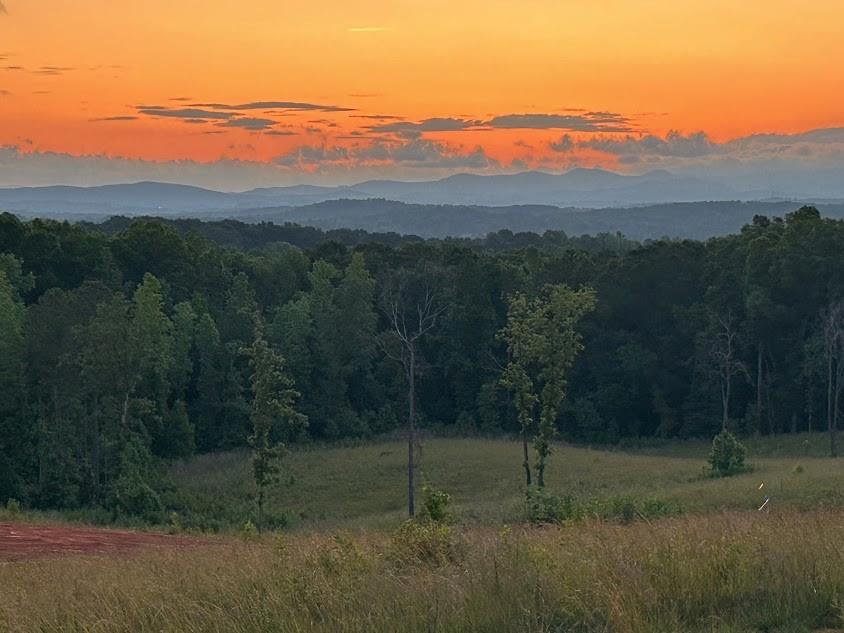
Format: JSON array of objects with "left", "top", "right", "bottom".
[{"left": 1, "top": 206, "right": 843, "bottom": 515}]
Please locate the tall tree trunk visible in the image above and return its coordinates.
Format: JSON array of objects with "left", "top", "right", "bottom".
[
  {"left": 756, "top": 344, "right": 763, "bottom": 435},
  {"left": 522, "top": 431, "right": 531, "bottom": 487},
  {"left": 407, "top": 344, "right": 416, "bottom": 517},
  {"left": 835, "top": 363, "right": 842, "bottom": 458},
  {"left": 828, "top": 353, "right": 836, "bottom": 457},
  {"left": 257, "top": 486, "right": 264, "bottom": 532},
  {"left": 721, "top": 369, "right": 731, "bottom": 431},
  {"left": 829, "top": 353, "right": 835, "bottom": 455},
  {"left": 120, "top": 390, "right": 131, "bottom": 431}
]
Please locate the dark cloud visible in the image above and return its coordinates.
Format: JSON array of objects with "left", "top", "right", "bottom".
[
  {"left": 485, "top": 112, "right": 632, "bottom": 132},
  {"left": 265, "top": 130, "right": 297, "bottom": 136},
  {"left": 272, "top": 138, "right": 498, "bottom": 170},
  {"left": 191, "top": 101, "right": 354, "bottom": 112},
  {"left": 367, "top": 117, "right": 478, "bottom": 138},
  {"left": 3, "top": 66, "right": 24, "bottom": 71},
  {"left": 169, "top": 96, "right": 193, "bottom": 102},
  {"left": 137, "top": 107, "right": 235, "bottom": 120},
  {"left": 549, "top": 134, "right": 574, "bottom": 152},
  {"left": 351, "top": 114, "right": 404, "bottom": 120},
  {"left": 388, "top": 139, "right": 496, "bottom": 168},
  {"left": 90, "top": 116, "right": 139, "bottom": 122},
  {"left": 274, "top": 145, "right": 350, "bottom": 167},
  {"left": 728, "top": 128, "right": 844, "bottom": 149},
  {"left": 573, "top": 128, "right": 844, "bottom": 168},
  {"left": 364, "top": 111, "right": 634, "bottom": 137},
  {"left": 307, "top": 119, "right": 339, "bottom": 128},
  {"left": 217, "top": 117, "right": 277, "bottom": 131},
  {"left": 579, "top": 131, "right": 717, "bottom": 157}
]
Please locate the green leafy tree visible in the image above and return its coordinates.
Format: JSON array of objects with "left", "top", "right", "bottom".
[
  {"left": 246, "top": 321, "right": 307, "bottom": 531},
  {"left": 499, "top": 285, "right": 596, "bottom": 487},
  {"left": 0, "top": 267, "right": 27, "bottom": 501}
]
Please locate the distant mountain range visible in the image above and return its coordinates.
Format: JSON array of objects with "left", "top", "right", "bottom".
[
  {"left": 0, "top": 167, "right": 806, "bottom": 215},
  {"left": 3, "top": 168, "right": 844, "bottom": 240}
]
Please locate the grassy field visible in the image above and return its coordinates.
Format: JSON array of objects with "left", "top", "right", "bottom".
[
  {"left": 4, "top": 511, "right": 844, "bottom": 632},
  {"left": 167, "top": 433, "right": 844, "bottom": 531},
  {"left": 5, "top": 433, "right": 844, "bottom": 632}
]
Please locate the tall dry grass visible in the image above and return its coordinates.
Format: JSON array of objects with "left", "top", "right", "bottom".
[{"left": 2, "top": 510, "right": 844, "bottom": 632}]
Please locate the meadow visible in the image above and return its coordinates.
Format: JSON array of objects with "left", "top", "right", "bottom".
[
  {"left": 167, "top": 433, "right": 844, "bottom": 532},
  {"left": 3, "top": 433, "right": 844, "bottom": 632}
]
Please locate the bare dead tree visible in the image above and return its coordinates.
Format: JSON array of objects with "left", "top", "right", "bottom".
[
  {"left": 710, "top": 312, "right": 748, "bottom": 431},
  {"left": 380, "top": 281, "right": 446, "bottom": 517}
]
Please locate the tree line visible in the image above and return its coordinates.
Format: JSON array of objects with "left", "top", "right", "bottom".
[{"left": 1, "top": 205, "right": 844, "bottom": 515}]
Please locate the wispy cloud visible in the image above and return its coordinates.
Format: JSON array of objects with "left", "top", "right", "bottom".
[
  {"left": 367, "top": 117, "right": 479, "bottom": 138},
  {"left": 90, "top": 115, "right": 139, "bottom": 122},
  {"left": 217, "top": 117, "right": 277, "bottom": 131},
  {"left": 366, "top": 111, "right": 635, "bottom": 137},
  {"left": 191, "top": 100, "right": 354, "bottom": 113},
  {"left": 137, "top": 106, "right": 235, "bottom": 120},
  {"left": 0, "top": 2, "right": 7, "bottom": 15},
  {"left": 33, "top": 66, "right": 75, "bottom": 76},
  {"left": 486, "top": 112, "right": 632, "bottom": 132},
  {"left": 351, "top": 114, "right": 404, "bottom": 120}
]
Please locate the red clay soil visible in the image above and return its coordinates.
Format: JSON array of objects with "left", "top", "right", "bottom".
[{"left": 0, "top": 522, "right": 199, "bottom": 561}]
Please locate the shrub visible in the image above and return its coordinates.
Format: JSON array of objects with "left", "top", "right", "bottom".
[
  {"left": 708, "top": 430, "right": 748, "bottom": 477},
  {"left": 5, "top": 498, "right": 21, "bottom": 515},
  {"left": 240, "top": 520, "right": 258, "bottom": 540},
  {"left": 388, "top": 520, "right": 462, "bottom": 567},
  {"left": 113, "top": 470, "right": 163, "bottom": 518},
  {"left": 526, "top": 489, "right": 682, "bottom": 525},
  {"left": 525, "top": 487, "right": 579, "bottom": 524},
  {"left": 420, "top": 484, "right": 451, "bottom": 523}
]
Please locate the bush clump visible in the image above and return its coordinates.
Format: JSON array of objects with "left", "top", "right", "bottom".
[
  {"left": 526, "top": 487, "right": 682, "bottom": 525},
  {"left": 420, "top": 484, "right": 452, "bottom": 523},
  {"left": 388, "top": 520, "right": 462, "bottom": 567},
  {"left": 708, "top": 430, "right": 748, "bottom": 477}
]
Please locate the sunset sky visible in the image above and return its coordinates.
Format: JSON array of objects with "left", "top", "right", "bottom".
[{"left": 2, "top": 0, "right": 844, "bottom": 188}]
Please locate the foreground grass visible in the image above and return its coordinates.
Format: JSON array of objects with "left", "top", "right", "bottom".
[
  {"left": 3, "top": 510, "right": 844, "bottom": 632},
  {"left": 168, "top": 434, "right": 844, "bottom": 531}
]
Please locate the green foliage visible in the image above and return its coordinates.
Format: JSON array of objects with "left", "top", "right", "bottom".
[
  {"left": 499, "top": 284, "right": 597, "bottom": 486},
  {"left": 7, "top": 207, "right": 844, "bottom": 521},
  {"left": 420, "top": 484, "right": 451, "bottom": 522},
  {"left": 112, "top": 436, "right": 163, "bottom": 519},
  {"left": 525, "top": 487, "right": 573, "bottom": 524},
  {"left": 246, "top": 321, "right": 307, "bottom": 530},
  {"left": 5, "top": 497, "right": 21, "bottom": 514},
  {"left": 526, "top": 486, "right": 682, "bottom": 525},
  {"left": 708, "top": 430, "right": 748, "bottom": 477},
  {"left": 239, "top": 520, "right": 258, "bottom": 540}
]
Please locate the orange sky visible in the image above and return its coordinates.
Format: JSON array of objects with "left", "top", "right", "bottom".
[{"left": 1, "top": 0, "right": 843, "bottom": 183}]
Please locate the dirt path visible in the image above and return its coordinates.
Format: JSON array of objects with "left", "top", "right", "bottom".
[{"left": 0, "top": 522, "right": 199, "bottom": 561}]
